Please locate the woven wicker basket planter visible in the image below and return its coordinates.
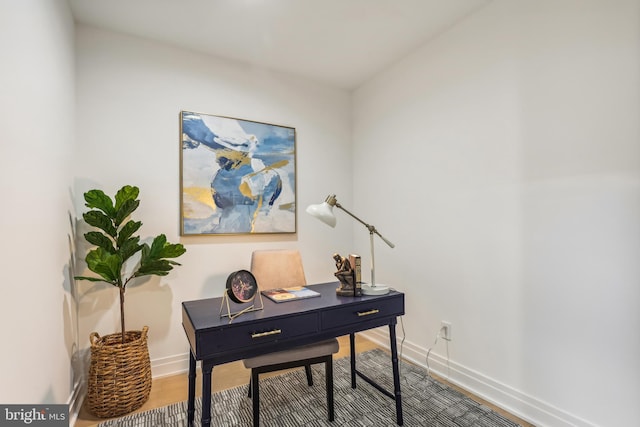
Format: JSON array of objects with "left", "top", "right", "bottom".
[{"left": 87, "top": 326, "right": 152, "bottom": 418}]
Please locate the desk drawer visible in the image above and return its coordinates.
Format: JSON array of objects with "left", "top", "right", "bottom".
[
  {"left": 198, "top": 312, "right": 319, "bottom": 356},
  {"left": 321, "top": 296, "right": 404, "bottom": 330}
]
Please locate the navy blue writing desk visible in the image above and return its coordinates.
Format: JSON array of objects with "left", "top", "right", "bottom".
[{"left": 182, "top": 281, "right": 405, "bottom": 426}]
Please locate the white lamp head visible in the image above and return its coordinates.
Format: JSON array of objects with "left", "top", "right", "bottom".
[{"left": 306, "top": 194, "right": 337, "bottom": 228}]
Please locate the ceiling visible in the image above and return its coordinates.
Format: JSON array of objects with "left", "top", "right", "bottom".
[{"left": 68, "top": 0, "right": 489, "bottom": 90}]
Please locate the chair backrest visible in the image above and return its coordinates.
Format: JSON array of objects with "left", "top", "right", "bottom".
[{"left": 250, "top": 249, "right": 307, "bottom": 290}]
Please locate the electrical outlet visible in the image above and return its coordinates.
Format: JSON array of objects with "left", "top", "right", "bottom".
[{"left": 441, "top": 321, "right": 452, "bottom": 341}]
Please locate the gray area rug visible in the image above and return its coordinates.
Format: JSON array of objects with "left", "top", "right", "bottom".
[{"left": 98, "top": 349, "right": 521, "bottom": 426}]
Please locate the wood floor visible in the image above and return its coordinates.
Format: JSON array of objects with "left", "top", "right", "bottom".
[{"left": 74, "top": 335, "right": 533, "bottom": 427}]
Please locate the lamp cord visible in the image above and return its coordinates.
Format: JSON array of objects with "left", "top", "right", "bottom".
[
  {"left": 425, "top": 325, "right": 450, "bottom": 379},
  {"left": 399, "top": 316, "right": 407, "bottom": 386}
]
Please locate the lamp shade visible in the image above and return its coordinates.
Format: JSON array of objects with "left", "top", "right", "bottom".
[{"left": 305, "top": 201, "right": 337, "bottom": 227}]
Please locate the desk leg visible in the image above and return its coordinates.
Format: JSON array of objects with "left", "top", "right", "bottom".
[
  {"left": 187, "top": 352, "right": 196, "bottom": 426},
  {"left": 349, "top": 332, "right": 356, "bottom": 388},
  {"left": 389, "top": 320, "right": 404, "bottom": 426},
  {"left": 201, "top": 361, "right": 214, "bottom": 427}
]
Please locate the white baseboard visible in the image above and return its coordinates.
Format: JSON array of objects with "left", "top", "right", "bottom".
[
  {"left": 151, "top": 352, "right": 191, "bottom": 378},
  {"left": 360, "top": 328, "right": 596, "bottom": 427}
]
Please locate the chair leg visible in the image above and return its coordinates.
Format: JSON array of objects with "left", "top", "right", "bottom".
[
  {"left": 325, "top": 356, "right": 335, "bottom": 422},
  {"left": 304, "top": 364, "right": 314, "bottom": 386},
  {"left": 247, "top": 354, "right": 335, "bottom": 425},
  {"left": 251, "top": 369, "right": 260, "bottom": 427}
]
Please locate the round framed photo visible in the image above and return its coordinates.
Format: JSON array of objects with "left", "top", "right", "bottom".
[{"left": 226, "top": 270, "right": 258, "bottom": 304}]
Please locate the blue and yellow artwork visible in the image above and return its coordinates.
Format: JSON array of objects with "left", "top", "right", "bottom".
[{"left": 180, "top": 111, "right": 296, "bottom": 235}]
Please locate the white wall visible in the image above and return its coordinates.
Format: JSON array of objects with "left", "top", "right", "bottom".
[
  {"left": 353, "top": 0, "right": 640, "bottom": 426},
  {"left": 74, "top": 26, "right": 352, "bottom": 371},
  {"left": 4, "top": 3, "right": 638, "bottom": 425},
  {"left": 0, "top": 0, "right": 77, "bottom": 405}
]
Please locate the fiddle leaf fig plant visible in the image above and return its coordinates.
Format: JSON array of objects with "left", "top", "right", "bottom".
[{"left": 75, "top": 185, "right": 186, "bottom": 344}]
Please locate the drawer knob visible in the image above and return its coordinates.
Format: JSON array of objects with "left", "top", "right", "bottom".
[
  {"left": 251, "top": 329, "right": 282, "bottom": 338},
  {"left": 357, "top": 309, "right": 380, "bottom": 317}
]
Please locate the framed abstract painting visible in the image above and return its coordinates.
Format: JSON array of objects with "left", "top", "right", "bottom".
[{"left": 180, "top": 111, "right": 297, "bottom": 235}]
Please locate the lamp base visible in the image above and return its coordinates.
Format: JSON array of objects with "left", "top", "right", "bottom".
[{"left": 361, "top": 283, "right": 391, "bottom": 295}]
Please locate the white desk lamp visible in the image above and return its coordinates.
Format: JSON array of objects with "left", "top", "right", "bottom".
[{"left": 306, "top": 195, "right": 395, "bottom": 295}]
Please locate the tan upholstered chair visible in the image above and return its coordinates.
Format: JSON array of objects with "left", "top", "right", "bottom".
[{"left": 244, "top": 249, "right": 339, "bottom": 426}]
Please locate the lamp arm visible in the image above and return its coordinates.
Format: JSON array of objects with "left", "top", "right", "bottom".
[{"left": 335, "top": 203, "right": 395, "bottom": 248}]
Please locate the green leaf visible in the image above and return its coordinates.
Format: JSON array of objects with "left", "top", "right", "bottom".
[
  {"left": 148, "top": 234, "right": 187, "bottom": 259},
  {"left": 84, "top": 189, "right": 116, "bottom": 217},
  {"left": 84, "top": 248, "right": 123, "bottom": 286},
  {"left": 84, "top": 231, "right": 116, "bottom": 253},
  {"left": 148, "top": 234, "right": 167, "bottom": 258},
  {"left": 117, "top": 220, "right": 142, "bottom": 247},
  {"left": 115, "top": 198, "right": 140, "bottom": 227},
  {"left": 119, "top": 236, "right": 143, "bottom": 263},
  {"left": 83, "top": 210, "right": 117, "bottom": 237},
  {"left": 74, "top": 275, "right": 109, "bottom": 283},
  {"left": 135, "top": 259, "right": 174, "bottom": 276},
  {"left": 157, "top": 242, "right": 187, "bottom": 259},
  {"left": 115, "top": 186, "right": 139, "bottom": 211},
  {"left": 134, "top": 236, "right": 185, "bottom": 279}
]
